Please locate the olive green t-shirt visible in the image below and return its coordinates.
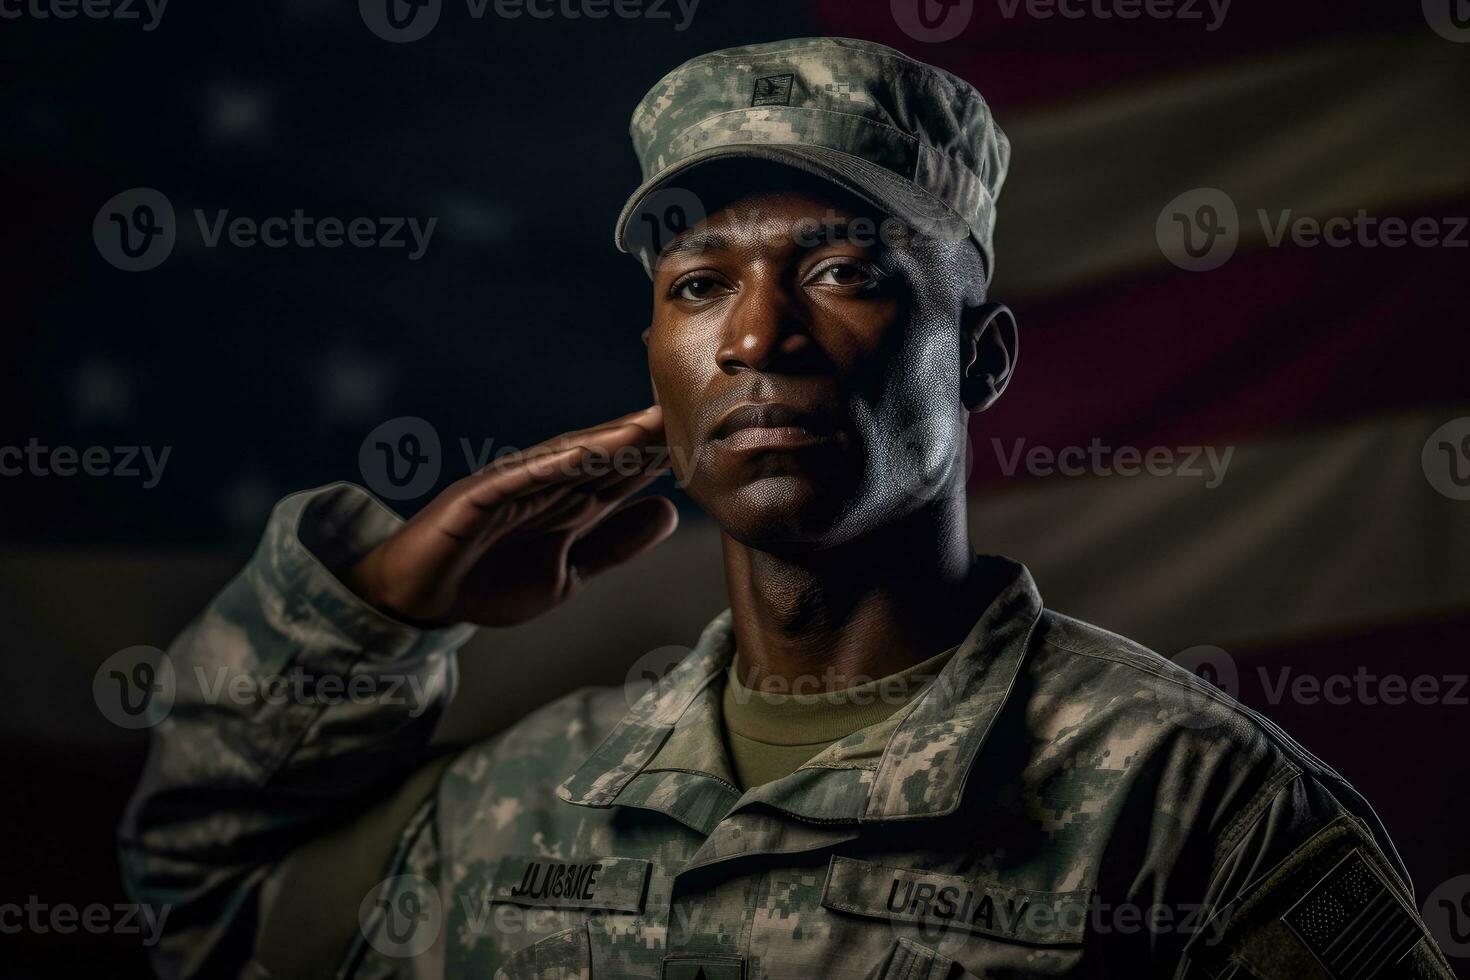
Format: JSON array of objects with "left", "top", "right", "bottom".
[{"left": 720, "top": 643, "right": 961, "bottom": 789}]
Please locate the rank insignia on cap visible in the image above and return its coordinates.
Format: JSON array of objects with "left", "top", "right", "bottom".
[
  {"left": 1283, "top": 848, "right": 1422, "bottom": 979},
  {"left": 751, "top": 73, "right": 794, "bottom": 107}
]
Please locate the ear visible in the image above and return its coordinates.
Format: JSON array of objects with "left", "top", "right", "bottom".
[{"left": 960, "top": 302, "right": 1018, "bottom": 414}]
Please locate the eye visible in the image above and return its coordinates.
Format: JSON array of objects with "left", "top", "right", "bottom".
[
  {"left": 669, "top": 273, "right": 729, "bottom": 302},
  {"left": 806, "top": 258, "right": 882, "bottom": 290}
]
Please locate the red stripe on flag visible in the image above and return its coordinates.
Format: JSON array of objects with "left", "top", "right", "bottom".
[{"left": 968, "top": 198, "right": 1470, "bottom": 484}]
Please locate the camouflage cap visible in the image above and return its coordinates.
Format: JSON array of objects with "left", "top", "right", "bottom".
[{"left": 615, "top": 36, "right": 1010, "bottom": 280}]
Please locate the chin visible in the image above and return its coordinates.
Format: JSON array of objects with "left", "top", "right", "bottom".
[{"left": 701, "top": 476, "right": 861, "bottom": 552}]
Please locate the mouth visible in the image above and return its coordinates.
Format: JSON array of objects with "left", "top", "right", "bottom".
[{"left": 711, "top": 402, "right": 839, "bottom": 453}]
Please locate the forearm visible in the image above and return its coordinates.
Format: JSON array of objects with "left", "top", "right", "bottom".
[{"left": 116, "top": 482, "right": 475, "bottom": 978}]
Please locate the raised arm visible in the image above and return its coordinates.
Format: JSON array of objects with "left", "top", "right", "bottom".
[{"left": 118, "top": 406, "right": 674, "bottom": 978}]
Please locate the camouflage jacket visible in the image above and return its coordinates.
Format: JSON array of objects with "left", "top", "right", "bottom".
[{"left": 119, "top": 483, "right": 1455, "bottom": 980}]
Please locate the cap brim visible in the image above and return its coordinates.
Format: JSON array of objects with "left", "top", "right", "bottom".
[{"left": 614, "top": 143, "right": 974, "bottom": 270}]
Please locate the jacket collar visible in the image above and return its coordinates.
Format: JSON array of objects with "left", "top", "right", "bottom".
[{"left": 557, "top": 555, "right": 1043, "bottom": 825}]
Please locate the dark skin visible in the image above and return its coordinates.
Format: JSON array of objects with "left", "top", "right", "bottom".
[{"left": 345, "top": 168, "right": 1017, "bottom": 694}]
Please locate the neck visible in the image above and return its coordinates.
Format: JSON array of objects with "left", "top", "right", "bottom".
[{"left": 720, "top": 493, "right": 987, "bottom": 694}]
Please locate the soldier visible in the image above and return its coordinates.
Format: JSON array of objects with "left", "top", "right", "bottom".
[{"left": 119, "top": 36, "right": 1455, "bottom": 980}]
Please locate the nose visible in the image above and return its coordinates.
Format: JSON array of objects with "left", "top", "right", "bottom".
[{"left": 715, "top": 276, "right": 816, "bottom": 375}]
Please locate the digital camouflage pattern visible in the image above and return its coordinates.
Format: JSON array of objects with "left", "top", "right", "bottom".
[
  {"left": 120, "top": 483, "right": 1456, "bottom": 979},
  {"left": 614, "top": 36, "right": 1011, "bottom": 279}
]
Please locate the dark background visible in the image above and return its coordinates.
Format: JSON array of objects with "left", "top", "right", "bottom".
[{"left": 3, "top": 1, "right": 1468, "bottom": 976}]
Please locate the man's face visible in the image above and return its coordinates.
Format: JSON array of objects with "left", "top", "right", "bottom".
[{"left": 643, "top": 175, "right": 992, "bottom": 553}]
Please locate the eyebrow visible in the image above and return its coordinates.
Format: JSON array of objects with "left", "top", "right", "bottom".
[
  {"left": 653, "top": 216, "right": 895, "bottom": 263},
  {"left": 657, "top": 228, "right": 736, "bottom": 261}
]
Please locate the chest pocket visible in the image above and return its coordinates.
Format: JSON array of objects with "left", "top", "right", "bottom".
[
  {"left": 493, "top": 923, "right": 591, "bottom": 980},
  {"left": 484, "top": 854, "right": 651, "bottom": 980},
  {"left": 868, "top": 937, "right": 983, "bottom": 980}
]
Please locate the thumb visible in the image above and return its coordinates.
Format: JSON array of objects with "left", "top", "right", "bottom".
[{"left": 567, "top": 495, "right": 678, "bottom": 582}]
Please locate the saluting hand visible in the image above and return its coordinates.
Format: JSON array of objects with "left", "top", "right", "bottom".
[{"left": 344, "top": 405, "right": 676, "bottom": 628}]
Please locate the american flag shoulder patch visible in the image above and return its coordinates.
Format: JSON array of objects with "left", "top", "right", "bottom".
[{"left": 1282, "top": 848, "right": 1422, "bottom": 980}]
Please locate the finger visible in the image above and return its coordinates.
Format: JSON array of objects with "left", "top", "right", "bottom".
[
  {"left": 485, "top": 432, "right": 670, "bottom": 504},
  {"left": 441, "top": 414, "right": 670, "bottom": 541},
  {"left": 474, "top": 431, "right": 669, "bottom": 513},
  {"left": 469, "top": 443, "right": 598, "bottom": 502},
  {"left": 491, "top": 405, "right": 663, "bottom": 468},
  {"left": 563, "top": 404, "right": 664, "bottom": 446},
  {"left": 536, "top": 466, "right": 669, "bottom": 531},
  {"left": 567, "top": 495, "right": 678, "bottom": 582},
  {"left": 434, "top": 444, "right": 600, "bottom": 540}
]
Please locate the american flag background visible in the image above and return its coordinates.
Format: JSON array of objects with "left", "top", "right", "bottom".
[{"left": 2, "top": 0, "right": 1467, "bottom": 974}]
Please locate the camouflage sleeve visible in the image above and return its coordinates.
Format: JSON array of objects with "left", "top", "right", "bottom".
[
  {"left": 1179, "top": 772, "right": 1456, "bottom": 980},
  {"left": 117, "top": 482, "right": 477, "bottom": 979}
]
